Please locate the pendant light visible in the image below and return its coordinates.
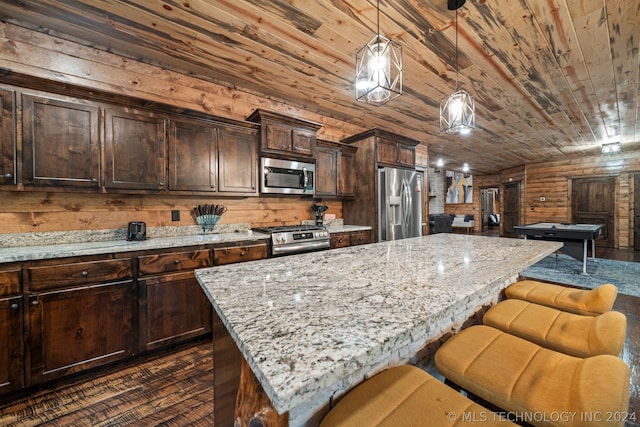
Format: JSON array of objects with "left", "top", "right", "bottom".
[
  {"left": 440, "top": 0, "right": 475, "bottom": 134},
  {"left": 355, "top": 0, "right": 403, "bottom": 106}
]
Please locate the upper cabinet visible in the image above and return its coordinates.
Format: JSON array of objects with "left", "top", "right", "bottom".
[
  {"left": 22, "top": 94, "right": 100, "bottom": 188},
  {"left": 315, "top": 140, "right": 357, "bottom": 198},
  {"left": 104, "top": 107, "right": 167, "bottom": 191},
  {"left": 375, "top": 136, "right": 417, "bottom": 168},
  {"left": 0, "top": 88, "right": 16, "bottom": 185},
  {"left": 168, "top": 118, "right": 258, "bottom": 195},
  {"left": 247, "top": 109, "right": 322, "bottom": 159}
]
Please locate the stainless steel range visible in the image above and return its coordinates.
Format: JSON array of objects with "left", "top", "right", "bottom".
[{"left": 252, "top": 225, "right": 330, "bottom": 256}]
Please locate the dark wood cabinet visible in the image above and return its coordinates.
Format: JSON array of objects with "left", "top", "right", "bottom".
[
  {"left": 0, "top": 88, "right": 16, "bottom": 185},
  {"left": 26, "top": 280, "right": 134, "bottom": 384},
  {"left": 247, "top": 109, "right": 322, "bottom": 158},
  {"left": 105, "top": 107, "right": 167, "bottom": 190},
  {"left": 330, "top": 230, "right": 371, "bottom": 249},
  {"left": 168, "top": 119, "right": 258, "bottom": 195},
  {"left": 22, "top": 94, "right": 100, "bottom": 188},
  {"left": 25, "top": 257, "right": 134, "bottom": 384},
  {"left": 316, "top": 140, "right": 357, "bottom": 198},
  {"left": 0, "top": 269, "right": 23, "bottom": 394},
  {"left": 217, "top": 126, "right": 258, "bottom": 194},
  {"left": 376, "top": 136, "right": 416, "bottom": 168},
  {"left": 137, "top": 248, "right": 212, "bottom": 352},
  {"left": 213, "top": 241, "right": 269, "bottom": 265},
  {"left": 168, "top": 119, "right": 216, "bottom": 192}
]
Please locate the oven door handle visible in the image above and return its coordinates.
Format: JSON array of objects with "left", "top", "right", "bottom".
[{"left": 272, "top": 239, "right": 330, "bottom": 256}]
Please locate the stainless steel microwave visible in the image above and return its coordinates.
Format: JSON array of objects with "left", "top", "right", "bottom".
[{"left": 261, "top": 157, "right": 315, "bottom": 195}]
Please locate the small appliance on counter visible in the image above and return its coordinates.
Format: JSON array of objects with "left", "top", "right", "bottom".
[
  {"left": 311, "top": 204, "right": 329, "bottom": 226},
  {"left": 127, "top": 221, "right": 147, "bottom": 241}
]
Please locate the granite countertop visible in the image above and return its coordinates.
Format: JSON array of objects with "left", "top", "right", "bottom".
[
  {"left": 0, "top": 227, "right": 269, "bottom": 263},
  {"left": 195, "top": 234, "right": 562, "bottom": 420}
]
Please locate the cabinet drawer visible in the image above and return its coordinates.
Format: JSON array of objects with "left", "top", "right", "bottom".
[
  {"left": 350, "top": 231, "right": 371, "bottom": 246},
  {"left": 138, "top": 249, "right": 211, "bottom": 276},
  {"left": 0, "top": 269, "right": 21, "bottom": 296},
  {"left": 214, "top": 243, "right": 268, "bottom": 266},
  {"left": 28, "top": 259, "right": 133, "bottom": 291},
  {"left": 330, "top": 233, "right": 351, "bottom": 249}
]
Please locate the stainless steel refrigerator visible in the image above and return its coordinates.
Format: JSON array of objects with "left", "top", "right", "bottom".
[{"left": 378, "top": 167, "right": 423, "bottom": 241}]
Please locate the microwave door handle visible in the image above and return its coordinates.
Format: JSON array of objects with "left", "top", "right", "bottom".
[{"left": 303, "top": 167, "right": 308, "bottom": 188}]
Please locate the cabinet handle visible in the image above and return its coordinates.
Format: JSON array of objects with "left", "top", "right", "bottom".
[
  {"left": 159, "top": 182, "right": 165, "bottom": 187},
  {"left": 240, "top": 251, "right": 246, "bottom": 256},
  {"left": 4, "top": 173, "right": 12, "bottom": 179},
  {"left": 91, "top": 178, "right": 98, "bottom": 183},
  {"left": 81, "top": 271, "right": 89, "bottom": 277},
  {"left": 31, "top": 300, "right": 39, "bottom": 307},
  {"left": 174, "top": 259, "right": 181, "bottom": 265},
  {"left": 10, "top": 303, "right": 19, "bottom": 310}
]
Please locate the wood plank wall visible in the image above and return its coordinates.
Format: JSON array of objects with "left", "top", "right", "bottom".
[
  {"left": 0, "top": 23, "right": 358, "bottom": 234},
  {"left": 509, "top": 153, "right": 640, "bottom": 248}
]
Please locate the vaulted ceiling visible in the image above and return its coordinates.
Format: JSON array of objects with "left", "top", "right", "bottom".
[{"left": 1, "top": 0, "right": 638, "bottom": 174}]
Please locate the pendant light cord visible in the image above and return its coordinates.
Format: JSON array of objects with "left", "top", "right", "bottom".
[
  {"left": 455, "top": 8, "right": 459, "bottom": 92},
  {"left": 376, "top": 0, "right": 380, "bottom": 37}
]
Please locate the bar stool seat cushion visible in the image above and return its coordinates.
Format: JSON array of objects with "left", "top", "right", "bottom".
[
  {"left": 483, "top": 299, "right": 627, "bottom": 357},
  {"left": 320, "top": 365, "right": 517, "bottom": 427},
  {"left": 505, "top": 280, "right": 617, "bottom": 316},
  {"left": 434, "top": 325, "right": 630, "bottom": 427}
]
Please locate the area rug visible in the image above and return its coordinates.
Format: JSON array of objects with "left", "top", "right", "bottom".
[{"left": 521, "top": 254, "right": 640, "bottom": 298}]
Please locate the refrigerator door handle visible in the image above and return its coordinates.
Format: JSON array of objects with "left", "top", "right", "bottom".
[{"left": 401, "top": 178, "right": 412, "bottom": 234}]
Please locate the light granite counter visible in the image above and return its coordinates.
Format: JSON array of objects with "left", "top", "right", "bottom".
[
  {"left": 0, "top": 227, "right": 269, "bottom": 263},
  {"left": 195, "top": 234, "right": 562, "bottom": 425}
]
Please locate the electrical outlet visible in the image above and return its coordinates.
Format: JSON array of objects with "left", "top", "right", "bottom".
[{"left": 171, "top": 210, "right": 180, "bottom": 221}]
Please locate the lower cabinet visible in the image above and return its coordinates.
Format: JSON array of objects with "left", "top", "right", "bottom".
[
  {"left": 330, "top": 230, "right": 371, "bottom": 249},
  {"left": 138, "top": 272, "right": 212, "bottom": 352},
  {"left": 0, "top": 295, "right": 24, "bottom": 394},
  {"left": 26, "top": 280, "right": 135, "bottom": 384}
]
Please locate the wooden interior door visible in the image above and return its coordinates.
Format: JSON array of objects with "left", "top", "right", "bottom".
[
  {"left": 571, "top": 176, "right": 614, "bottom": 247},
  {"left": 502, "top": 182, "right": 520, "bottom": 237},
  {"left": 635, "top": 174, "right": 640, "bottom": 251}
]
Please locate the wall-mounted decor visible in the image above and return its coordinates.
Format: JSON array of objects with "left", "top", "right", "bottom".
[{"left": 446, "top": 170, "right": 473, "bottom": 203}]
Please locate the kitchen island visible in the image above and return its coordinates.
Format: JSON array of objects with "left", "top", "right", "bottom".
[{"left": 195, "top": 234, "right": 562, "bottom": 426}]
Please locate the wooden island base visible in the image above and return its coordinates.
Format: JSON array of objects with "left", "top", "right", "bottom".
[{"left": 235, "top": 358, "right": 288, "bottom": 427}]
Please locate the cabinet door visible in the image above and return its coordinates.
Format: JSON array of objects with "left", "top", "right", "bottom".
[
  {"left": 27, "top": 281, "right": 134, "bottom": 384},
  {"left": 376, "top": 137, "right": 397, "bottom": 166},
  {"left": 315, "top": 145, "right": 337, "bottom": 197},
  {"left": 264, "top": 122, "right": 292, "bottom": 153},
  {"left": 168, "top": 119, "right": 216, "bottom": 192},
  {"left": 337, "top": 149, "right": 356, "bottom": 198},
  {"left": 0, "top": 88, "right": 16, "bottom": 185},
  {"left": 292, "top": 128, "right": 315, "bottom": 157},
  {"left": 105, "top": 108, "right": 166, "bottom": 190},
  {"left": 330, "top": 232, "right": 350, "bottom": 249},
  {"left": 22, "top": 94, "right": 100, "bottom": 188},
  {"left": 138, "top": 271, "right": 211, "bottom": 352},
  {"left": 0, "top": 295, "right": 24, "bottom": 394},
  {"left": 218, "top": 126, "right": 258, "bottom": 194},
  {"left": 396, "top": 143, "right": 416, "bottom": 167}
]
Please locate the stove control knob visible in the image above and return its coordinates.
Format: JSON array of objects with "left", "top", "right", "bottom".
[{"left": 276, "top": 234, "right": 287, "bottom": 243}]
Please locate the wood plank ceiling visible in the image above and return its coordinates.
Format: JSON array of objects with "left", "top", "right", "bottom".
[{"left": 1, "top": 0, "right": 638, "bottom": 175}]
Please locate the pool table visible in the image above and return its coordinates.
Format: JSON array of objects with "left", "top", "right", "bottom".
[{"left": 513, "top": 222, "right": 604, "bottom": 274}]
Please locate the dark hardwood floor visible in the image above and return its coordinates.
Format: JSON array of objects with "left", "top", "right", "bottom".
[{"left": 0, "top": 243, "right": 637, "bottom": 427}]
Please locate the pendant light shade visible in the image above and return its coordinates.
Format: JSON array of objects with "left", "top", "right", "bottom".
[
  {"left": 440, "top": 1, "right": 475, "bottom": 134},
  {"left": 355, "top": 0, "right": 402, "bottom": 106}
]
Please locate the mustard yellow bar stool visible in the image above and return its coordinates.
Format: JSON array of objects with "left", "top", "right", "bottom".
[
  {"left": 320, "top": 365, "right": 517, "bottom": 427},
  {"left": 483, "top": 298, "right": 626, "bottom": 357},
  {"left": 505, "top": 280, "right": 617, "bottom": 316},
  {"left": 435, "top": 325, "right": 630, "bottom": 427}
]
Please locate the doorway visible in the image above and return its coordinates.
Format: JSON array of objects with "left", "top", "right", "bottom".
[
  {"left": 502, "top": 182, "right": 521, "bottom": 237},
  {"left": 571, "top": 176, "right": 615, "bottom": 247},
  {"left": 480, "top": 187, "right": 500, "bottom": 232}
]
